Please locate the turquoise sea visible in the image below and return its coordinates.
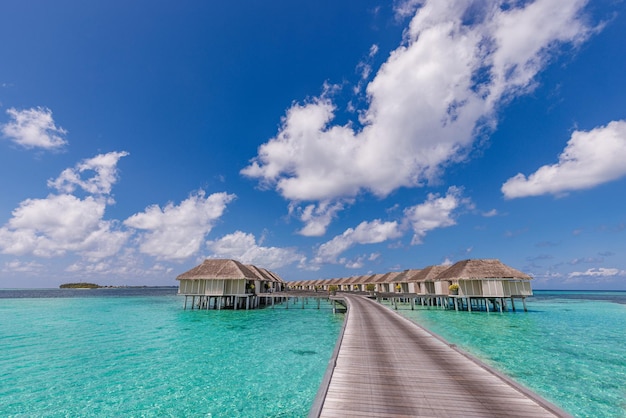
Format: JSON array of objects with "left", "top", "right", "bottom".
[
  {"left": 0, "top": 289, "right": 343, "bottom": 417},
  {"left": 384, "top": 290, "right": 626, "bottom": 418},
  {"left": 1, "top": 289, "right": 625, "bottom": 417}
]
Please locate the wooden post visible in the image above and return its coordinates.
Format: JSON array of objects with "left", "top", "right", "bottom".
[
  {"left": 410, "top": 297, "right": 415, "bottom": 310},
  {"left": 511, "top": 297, "right": 516, "bottom": 312},
  {"left": 468, "top": 297, "right": 472, "bottom": 312},
  {"left": 301, "top": 298, "right": 305, "bottom": 309},
  {"left": 183, "top": 295, "right": 188, "bottom": 310},
  {"left": 522, "top": 297, "right": 528, "bottom": 312}
]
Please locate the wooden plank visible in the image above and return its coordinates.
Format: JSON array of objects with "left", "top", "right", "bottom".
[{"left": 313, "top": 295, "right": 571, "bottom": 418}]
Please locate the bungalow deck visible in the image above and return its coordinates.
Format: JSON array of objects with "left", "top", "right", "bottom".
[{"left": 310, "top": 294, "right": 570, "bottom": 418}]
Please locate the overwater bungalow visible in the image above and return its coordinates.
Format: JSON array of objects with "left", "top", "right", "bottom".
[
  {"left": 410, "top": 265, "right": 449, "bottom": 295},
  {"left": 434, "top": 258, "right": 533, "bottom": 312},
  {"left": 177, "top": 259, "right": 284, "bottom": 310},
  {"left": 392, "top": 269, "right": 421, "bottom": 293}
]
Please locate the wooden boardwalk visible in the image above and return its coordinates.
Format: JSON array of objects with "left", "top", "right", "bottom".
[{"left": 311, "top": 295, "right": 570, "bottom": 418}]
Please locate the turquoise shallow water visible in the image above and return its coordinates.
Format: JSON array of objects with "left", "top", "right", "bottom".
[
  {"left": 383, "top": 291, "right": 626, "bottom": 418},
  {"left": 0, "top": 290, "right": 343, "bottom": 417},
  {"left": 2, "top": 289, "right": 626, "bottom": 417}
]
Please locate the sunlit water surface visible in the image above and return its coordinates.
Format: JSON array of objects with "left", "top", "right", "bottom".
[
  {"left": 383, "top": 290, "right": 626, "bottom": 418},
  {"left": 0, "top": 289, "right": 343, "bottom": 417}
]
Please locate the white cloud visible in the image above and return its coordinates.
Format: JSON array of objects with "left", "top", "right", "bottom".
[
  {"left": 1, "top": 107, "right": 68, "bottom": 150},
  {"left": 0, "top": 194, "right": 128, "bottom": 259},
  {"left": 242, "top": 0, "right": 593, "bottom": 232},
  {"left": 568, "top": 267, "right": 626, "bottom": 278},
  {"left": 404, "top": 186, "right": 468, "bottom": 244},
  {"left": 64, "top": 249, "right": 174, "bottom": 281},
  {"left": 502, "top": 120, "right": 626, "bottom": 198},
  {"left": 293, "top": 200, "right": 347, "bottom": 237},
  {"left": 482, "top": 209, "right": 498, "bottom": 217},
  {"left": 0, "top": 151, "right": 133, "bottom": 260},
  {"left": 48, "top": 151, "right": 129, "bottom": 195},
  {"left": 314, "top": 219, "right": 403, "bottom": 264},
  {"left": 206, "top": 230, "right": 305, "bottom": 269},
  {"left": 2, "top": 259, "right": 45, "bottom": 273},
  {"left": 124, "top": 191, "right": 236, "bottom": 261}
]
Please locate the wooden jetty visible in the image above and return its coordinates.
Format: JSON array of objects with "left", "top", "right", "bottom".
[{"left": 310, "top": 295, "right": 571, "bottom": 418}]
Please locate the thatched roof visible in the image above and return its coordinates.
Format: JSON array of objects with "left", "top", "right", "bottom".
[
  {"left": 392, "top": 269, "right": 422, "bottom": 283},
  {"left": 176, "top": 259, "right": 261, "bottom": 281},
  {"left": 246, "top": 265, "right": 284, "bottom": 283},
  {"left": 369, "top": 273, "right": 386, "bottom": 283},
  {"left": 380, "top": 272, "right": 402, "bottom": 283},
  {"left": 396, "top": 269, "right": 422, "bottom": 282},
  {"left": 346, "top": 275, "right": 363, "bottom": 284},
  {"left": 410, "top": 265, "right": 449, "bottom": 282},
  {"left": 263, "top": 269, "right": 285, "bottom": 283},
  {"left": 435, "top": 259, "right": 531, "bottom": 281}
]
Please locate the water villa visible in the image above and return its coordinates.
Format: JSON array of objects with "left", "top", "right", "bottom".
[
  {"left": 288, "top": 259, "right": 533, "bottom": 312},
  {"left": 176, "top": 259, "right": 286, "bottom": 310}
]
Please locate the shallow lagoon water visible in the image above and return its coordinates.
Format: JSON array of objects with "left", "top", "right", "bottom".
[
  {"left": 0, "top": 289, "right": 343, "bottom": 417},
  {"left": 2, "top": 289, "right": 626, "bottom": 417},
  {"left": 384, "top": 290, "right": 626, "bottom": 418}
]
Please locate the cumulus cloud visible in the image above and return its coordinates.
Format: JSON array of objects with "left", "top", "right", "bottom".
[
  {"left": 206, "top": 230, "right": 305, "bottom": 269},
  {"left": 242, "top": 0, "right": 593, "bottom": 232},
  {"left": 568, "top": 267, "right": 626, "bottom": 278},
  {"left": 65, "top": 249, "right": 174, "bottom": 281},
  {"left": 502, "top": 120, "right": 626, "bottom": 198},
  {"left": 404, "top": 186, "right": 469, "bottom": 244},
  {"left": 482, "top": 209, "right": 498, "bottom": 217},
  {"left": 48, "top": 151, "right": 129, "bottom": 195},
  {"left": 1, "top": 107, "right": 68, "bottom": 150},
  {"left": 310, "top": 186, "right": 468, "bottom": 265},
  {"left": 293, "top": 200, "right": 347, "bottom": 237},
  {"left": 314, "top": 219, "right": 403, "bottom": 264},
  {"left": 0, "top": 151, "right": 131, "bottom": 260},
  {"left": 0, "top": 194, "right": 128, "bottom": 259},
  {"left": 2, "top": 259, "right": 45, "bottom": 273},
  {"left": 124, "top": 191, "right": 236, "bottom": 261}
]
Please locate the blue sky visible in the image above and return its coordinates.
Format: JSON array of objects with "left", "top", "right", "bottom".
[{"left": 1, "top": 0, "right": 625, "bottom": 289}]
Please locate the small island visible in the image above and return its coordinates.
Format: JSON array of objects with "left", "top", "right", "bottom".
[{"left": 59, "top": 282, "right": 101, "bottom": 289}]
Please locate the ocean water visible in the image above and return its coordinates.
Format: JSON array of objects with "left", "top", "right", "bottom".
[
  {"left": 0, "top": 289, "right": 343, "bottom": 417},
  {"left": 384, "top": 290, "right": 626, "bottom": 418},
  {"left": 2, "top": 289, "right": 626, "bottom": 417}
]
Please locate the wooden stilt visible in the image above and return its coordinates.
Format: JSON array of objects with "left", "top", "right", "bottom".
[
  {"left": 511, "top": 297, "right": 516, "bottom": 312},
  {"left": 522, "top": 297, "right": 528, "bottom": 312}
]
